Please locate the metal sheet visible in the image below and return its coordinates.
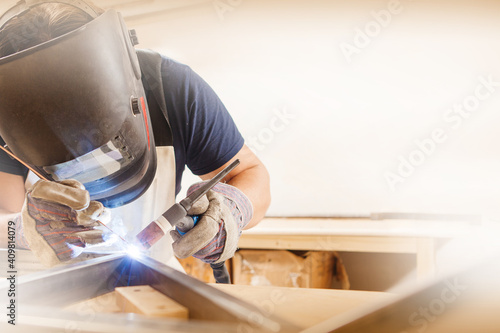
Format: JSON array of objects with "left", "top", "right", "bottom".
[{"left": 0, "top": 252, "right": 300, "bottom": 332}]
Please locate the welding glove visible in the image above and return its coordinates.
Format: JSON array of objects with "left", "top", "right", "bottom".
[
  {"left": 19, "top": 179, "right": 112, "bottom": 267},
  {"left": 170, "top": 182, "right": 253, "bottom": 264}
]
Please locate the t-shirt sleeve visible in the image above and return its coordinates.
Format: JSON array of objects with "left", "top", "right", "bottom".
[
  {"left": 185, "top": 70, "right": 244, "bottom": 175},
  {"left": 0, "top": 136, "right": 28, "bottom": 177},
  {"left": 162, "top": 58, "right": 244, "bottom": 178}
]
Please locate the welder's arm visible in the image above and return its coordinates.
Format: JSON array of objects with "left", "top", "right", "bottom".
[
  {"left": 170, "top": 145, "right": 270, "bottom": 264},
  {"left": 0, "top": 172, "right": 25, "bottom": 248},
  {"left": 200, "top": 144, "right": 271, "bottom": 229}
]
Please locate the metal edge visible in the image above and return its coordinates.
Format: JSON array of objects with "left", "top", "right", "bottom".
[
  {"left": 0, "top": 253, "right": 126, "bottom": 307},
  {"left": 1, "top": 253, "right": 301, "bottom": 332},
  {"left": 128, "top": 255, "right": 301, "bottom": 332}
]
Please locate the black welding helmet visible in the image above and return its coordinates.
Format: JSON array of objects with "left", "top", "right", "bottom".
[{"left": 0, "top": 2, "right": 157, "bottom": 208}]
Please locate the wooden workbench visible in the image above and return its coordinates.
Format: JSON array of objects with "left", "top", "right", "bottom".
[
  {"left": 0, "top": 250, "right": 393, "bottom": 331},
  {"left": 64, "top": 284, "right": 392, "bottom": 330},
  {"left": 238, "top": 217, "right": 477, "bottom": 281},
  {"left": 211, "top": 284, "right": 393, "bottom": 329},
  {"left": 54, "top": 252, "right": 500, "bottom": 332}
]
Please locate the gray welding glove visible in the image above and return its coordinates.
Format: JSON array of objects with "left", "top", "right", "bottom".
[
  {"left": 170, "top": 182, "right": 253, "bottom": 264},
  {"left": 20, "top": 179, "right": 112, "bottom": 267}
]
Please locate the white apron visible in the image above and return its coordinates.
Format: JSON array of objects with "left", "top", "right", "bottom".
[{"left": 26, "top": 146, "right": 184, "bottom": 271}]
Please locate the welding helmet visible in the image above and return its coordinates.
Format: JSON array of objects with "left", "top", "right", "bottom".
[{"left": 0, "top": 1, "right": 157, "bottom": 208}]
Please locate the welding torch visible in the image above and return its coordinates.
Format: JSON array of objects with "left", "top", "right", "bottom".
[
  {"left": 135, "top": 159, "right": 240, "bottom": 284},
  {"left": 0, "top": 144, "right": 237, "bottom": 283}
]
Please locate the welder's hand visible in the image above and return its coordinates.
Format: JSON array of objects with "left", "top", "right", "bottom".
[
  {"left": 170, "top": 182, "right": 253, "bottom": 264},
  {"left": 21, "top": 179, "right": 112, "bottom": 267}
]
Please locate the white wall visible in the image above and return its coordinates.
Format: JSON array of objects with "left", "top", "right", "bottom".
[{"left": 118, "top": 0, "right": 500, "bottom": 218}]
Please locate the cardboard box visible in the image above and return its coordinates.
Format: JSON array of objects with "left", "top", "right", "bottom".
[{"left": 232, "top": 250, "right": 343, "bottom": 289}]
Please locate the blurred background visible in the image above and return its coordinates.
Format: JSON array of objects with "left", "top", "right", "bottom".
[
  {"left": 2, "top": 0, "right": 499, "bottom": 219},
  {"left": 104, "top": 0, "right": 500, "bottom": 218}
]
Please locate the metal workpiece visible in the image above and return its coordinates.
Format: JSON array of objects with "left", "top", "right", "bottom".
[{"left": 0, "top": 252, "right": 300, "bottom": 332}]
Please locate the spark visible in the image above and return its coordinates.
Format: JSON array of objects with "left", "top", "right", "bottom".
[{"left": 125, "top": 243, "right": 145, "bottom": 259}]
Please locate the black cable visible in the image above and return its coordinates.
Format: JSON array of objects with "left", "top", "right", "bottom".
[{"left": 210, "top": 261, "right": 231, "bottom": 284}]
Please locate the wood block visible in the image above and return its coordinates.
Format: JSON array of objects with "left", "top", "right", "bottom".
[
  {"left": 115, "top": 285, "right": 188, "bottom": 319},
  {"left": 212, "top": 284, "right": 393, "bottom": 329}
]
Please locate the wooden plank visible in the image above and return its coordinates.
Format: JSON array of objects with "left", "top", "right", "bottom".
[
  {"left": 64, "top": 284, "right": 393, "bottom": 331},
  {"left": 64, "top": 292, "right": 122, "bottom": 314},
  {"left": 212, "top": 284, "right": 394, "bottom": 329},
  {"left": 244, "top": 217, "right": 476, "bottom": 238},
  {"left": 239, "top": 234, "right": 419, "bottom": 253},
  {"left": 416, "top": 238, "right": 436, "bottom": 281},
  {"left": 115, "top": 285, "right": 188, "bottom": 319},
  {"left": 305, "top": 255, "right": 500, "bottom": 333}
]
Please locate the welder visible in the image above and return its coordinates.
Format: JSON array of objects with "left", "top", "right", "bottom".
[{"left": 0, "top": 0, "right": 270, "bottom": 270}]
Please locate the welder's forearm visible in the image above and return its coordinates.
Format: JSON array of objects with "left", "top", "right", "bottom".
[
  {"left": 227, "top": 163, "right": 271, "bottom": 229},
  {"left": 199, "top": 145, "right": 271, "bottom": 229},
  {"left": 0, "top": 210, "right": 19, "bottom": 248}
]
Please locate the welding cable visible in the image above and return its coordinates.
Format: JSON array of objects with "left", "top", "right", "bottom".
[{"left": 210, "top": 262, "right": 231, "bottom": 284}]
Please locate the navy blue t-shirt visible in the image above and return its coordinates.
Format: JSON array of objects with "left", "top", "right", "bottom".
[{"left": 0, "top": 56, "right": 244, "bottom": 195}]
